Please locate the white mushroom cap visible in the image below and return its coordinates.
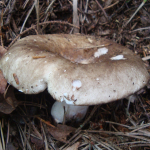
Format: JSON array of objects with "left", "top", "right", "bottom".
[{"left": 0, "top": 34, "right": 149, "bottom": 105}]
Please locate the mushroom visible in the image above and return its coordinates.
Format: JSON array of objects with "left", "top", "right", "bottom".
[
  {"left": 0, "top": 34, "right": 149, "bottom": 123},
  {"left": 51, "top": 101, "right": 89, "bottom": 123}
]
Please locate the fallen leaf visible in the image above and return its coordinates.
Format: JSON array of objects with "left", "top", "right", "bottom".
[
  {"left": 66, "top": 142, "right": 80, "bottom": 150},
  {"left": 47, "top": 124, "right": 76, "bottom": 143},
  {"left": 0, "top": 86, "right": 18, "bottom": 114},
  {"left": 0, "top": 70, "right": 7, "bottom": 94},
  {"left": 0, "top": 46, "right": 7, "bottom": 58},
  {"left": 5, "top": 97, "right": 15, "bottom": 108},
  {"left": 30, "top": 136, "right": 44, "bottom": 150}
]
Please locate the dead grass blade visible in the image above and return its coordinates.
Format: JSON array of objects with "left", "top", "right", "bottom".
[
  {"left": 0, "top": 120, "right": 5, "bottom": 150},
  {"left": 17, "top": 123, "right": 32, "bottom": 150}
]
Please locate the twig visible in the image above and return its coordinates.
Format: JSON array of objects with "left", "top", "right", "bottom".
[
  {"left": 0, "top": 8, "right": 4, "bottom": 47},
  {"left": 0, "top": 120, "right": 5, "bottom": 150},
  {"left": 104, "top": 121, "right": 131, "bottom": 129},
  {"left": 104, "top": 1, "right": 119, "bottom": 10},
  {"left": 36, "top": 116, "right": 55, "bottom": 128},
  {"left": 22, "top": 0, "right": 30, "bottom": 9},
  {"left": 123, "top": 0, "right": 147, "bottom": 28},
  {"left": 132, "top": 26, "right": 150, "bottom": 32},
  {"left": 20, "top": 1, "right": 36, "bottom": 34},
  {"left": 118, "top": 141, "right": 148, "bottom": 146},
  {"left": 6, "top": 120, "right": 10, "bottom": 146},
  {"left": 95, "top": 142, "right": 112, "bottom": 150},
  {"left": 4, "top": 0, "right": 11, "bottom": 14},
  {"left": 92, "top": 134, "right": 119, "bottom": 150},
  {"left": 41, "top": 122, "right": 49, "bottom": 150},
  {"left": 42, "top": 0, "right": 56, "bottom": 31},
  {"left": 17, "top": 123, "right": 25, "bottom": 149},
  {"left": 75, "top": 105, "right": 99, "bottom": 133},
  {"left": 130, "top": 144, "right": 150, "bottom": 148},
  {"left": 131, "top": 123, "right": 150, "bottom": 133},
  {"left": 4, "top": 0, "right": 16, "bottom": 25},
  {"left": 86, "top": 130, "right": 150, "bottom": 142},
  {"left": 4, "top": 84, "right": 10, "bottom": 99},
  {"left": 109, "top": 2, "right": 126, "bottom": 20},
  {"left": 43, "top": 124, "right": 56, "bottom": 149},
  {"left": 95, "top": 0, "right": 109, "bottom": 20},
  {"left": 137, "top": 130, "right": 150, "bottom": 137},
  {"left": 19, "top": 101, "right": 46, "bottom": 109},
  {"left": 45, "top": 0, "right": 56, "bottom": 14},
  {"left": 79, "top": 0, "right": 89, "bottom": 24},
  {"left": 143, "top": 36, "right": 150, "bottom": 40},
  {"left": 35, "top": 0, "right": 40, "bottom": 33},
  {"left": 69, "top": 0, "right": 119, "bottom": 15},
  {"left": 0, "top": 136, "right": 2, "bottom": 150},
  {"left": 60, "top": 131, "right": 82, "bottom": 150},
  {"left": 68, "top": 0, "right": 98, "bottom": 15},
  {"left": 128, "top": 131, "right": 150, "bottom": 138},
  {"left": 73, "top": 0, "right": 79, "bottom": 33},
  {"left": 23, "top": 124, "right": 27, "bottom": 150},
  {"left": 17, "top": 123, "right": 32, "bottom": 150},
  {"left": 97, "top": 135, "right": 122, "bottom": 150},
  {"left": 8, "top": 20, "right": 80, "bottom": 49},
  {"left": 32, "top": 123, "right": 43, "bottom": 140}
]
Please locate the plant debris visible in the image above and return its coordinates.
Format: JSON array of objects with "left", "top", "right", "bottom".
[
  {"left": 0, "top": 86, "right": 18, "bottom": 114},
  {"left": 0, "top": 69, "right": 7, "bottom": 94},
  {"left": 0, "top": 0, "right": 150, "bottom": 149}
]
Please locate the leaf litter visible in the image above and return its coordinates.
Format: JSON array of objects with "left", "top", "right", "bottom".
[{"left": 0, "top": 0, "right": 150, "bottom": 149}]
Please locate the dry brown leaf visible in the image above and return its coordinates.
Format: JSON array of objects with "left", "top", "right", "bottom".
[
  {"left": 47, "top": 124, "right": 76, "bottom": 143},
  {"left": 0, "top": 86, "right": 18, "bottom": 114},
  {"left": 30, "top": 136, "right": 44, "bottom": 150},
  {"left": 0, "top": 47, "right": 7, "bottom": 95},
  {"left": 5, "top": 97, "right": 15, "bottom": 108},
  {"left": 0, "top": 70, "right": 7, "bottom": 94},
  {"left": 66, "top": 142, "right": 80, "bottom": 150},
  {"left": 0, "top": 46, "right": 7, "bottom": 58}
]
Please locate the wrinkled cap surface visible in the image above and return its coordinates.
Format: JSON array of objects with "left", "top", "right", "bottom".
[{"left": 0, "top": 34, "right": 149, "bottom": 105}]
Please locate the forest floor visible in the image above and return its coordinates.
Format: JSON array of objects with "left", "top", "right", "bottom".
[{"left": 0, "top": 0, "right": 150, "bottom": 149}]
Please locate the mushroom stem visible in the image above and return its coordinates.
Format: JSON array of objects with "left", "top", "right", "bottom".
[{"left": 51, "top": 101, "right": 89, "bottom": 123}]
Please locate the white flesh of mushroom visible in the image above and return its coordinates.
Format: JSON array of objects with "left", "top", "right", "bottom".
[{"left": 51, "top": 101, "right": 89, "bottom": 123}]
